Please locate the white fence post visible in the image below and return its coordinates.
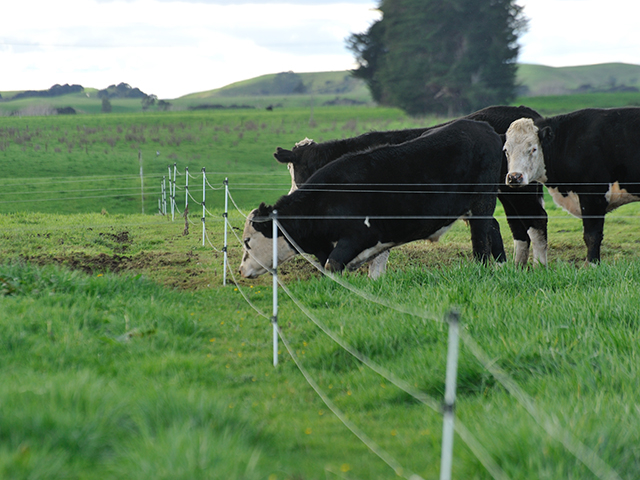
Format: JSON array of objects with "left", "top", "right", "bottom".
[
  {"left": 201, "top": 167, "right": 206, "bottom": 247},
  {"left": 139, "top": 150, "right": 144, "bottom": 214},
  {"left": 223, "top": 177, "right": 229, "bottom": 286},
  {"left": 440, "top": 310, "right": 461, "bottom": 480},
  {"left": 172, "top": 162, "right": 177, "bottom": 221},
  {"left": 272, "top": 210, "right": 279, "bottom": 367},
  {"left": 162, "top": 176, "right": 167, "bottom": 215},
  {"left": 185, "top": 166, "right": 189, "bottom": 211}
]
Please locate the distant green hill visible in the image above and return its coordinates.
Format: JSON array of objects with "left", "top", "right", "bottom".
[
  {"left": 180, "top": 63, "right": 640, "bottom": 101},
  {"left": 517, "top": 63, "right": 640, "bottom": 96},
  {"left": 180, "top": 71, "right": 370, "bottom": 100},
  {"left": 2, "top": 63, "right": 640, "bottom": 115}
]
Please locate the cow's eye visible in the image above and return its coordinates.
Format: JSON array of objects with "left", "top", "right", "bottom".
[{"left": 244, "top": 238, "right": 251, "bottom": 250}]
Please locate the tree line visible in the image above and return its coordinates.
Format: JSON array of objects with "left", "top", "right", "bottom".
[{"left": 348, "top": 0, "right": 528, "bottom": 116}]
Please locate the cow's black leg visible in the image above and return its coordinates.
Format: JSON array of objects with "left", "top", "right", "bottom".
[
  {"left": 499, "top": 183, "right": 548, "bottom": 266},
  {"left": 325, "top": 237, "right": 372, "bottom": 273},
  {"left": 489, "top": 218, "right": 507, "bottom": 262},
  {"left": 468, "top": 218, "right": 493, "bottom": 263},
  {"left": 469, "top": 192, "right": 498, "bottom": 263},
  {"left": 582, "top": 215, "right": 606, "bottom": 264},
  {"left": 580, "top": 195, "right": 607, "bottom": 263},
  {"left": 500, "top": 192, "right": 531, "bottom": 264}
]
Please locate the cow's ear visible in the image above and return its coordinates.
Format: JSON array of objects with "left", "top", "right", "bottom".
[
  {"left": 274, "top": 148, "right": 294, "bottom": 164},
  {"left": 256, "top": 202, "right": 272, "bottom": 217},
  {"left": 252, "top": 203, "right": 273, "bottom": 236},
  {"left": 539, "top": 126, "right": 554, "bottom": 145}
]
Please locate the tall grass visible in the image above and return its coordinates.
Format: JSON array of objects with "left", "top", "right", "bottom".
[
  {"left": 2, "top": 100, "right": 640, "bottom": 479},
  {"left": 2, "top": 255, "right": 639, "bottom": 479}
]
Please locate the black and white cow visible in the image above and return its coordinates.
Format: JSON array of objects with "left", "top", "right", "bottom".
[
  {"left": 274, "top": 105, "right": 548, "bottom": 268},
  {"left": 504, "top": 107, "right": 640, "bottom": 263},
  {"left": 239, "top": 119, "right": 503, "bottom": 278}
]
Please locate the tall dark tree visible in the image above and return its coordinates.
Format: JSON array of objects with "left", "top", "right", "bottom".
[{"left": 348, "top": 0, "right": 527, "bottom": 116}]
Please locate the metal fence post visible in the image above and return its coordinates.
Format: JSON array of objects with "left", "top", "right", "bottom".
[
  {"left": 440, "top": 310, "right": 461, "bottom": 480},
  {"left": 172, "top": 162, "right": 177, "bottom": 221},
  {"left": 202, "top": 167, "right": 206, "bottom": 247},
  {"left": 185, "top": 166, "right": 189, "bottom": 211},
  {"left": 223, "top": 178, "right": 229, "bottom": 286},
  {"left": 272, "top": 210, "right": 279, "bottom": 367}
]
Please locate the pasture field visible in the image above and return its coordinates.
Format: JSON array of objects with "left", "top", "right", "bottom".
[
  {"left": 0, "top": 106, "right": 436, "bottom": 216},
  {"left": 2, "top": 203, "right": 640, "bottom": 479},
  {"left": 1, "top": 102, "right": 640, "bottom": 479}
]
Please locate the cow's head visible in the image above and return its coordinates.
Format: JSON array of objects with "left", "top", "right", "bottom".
[
  {"left": 273, "top": 137, "right": 316, "bottom": 194},
  {"left": 504, "top": 118, "right": 551, "bottom": 187},
  {"left": 238, "top": 204, "right": 297, "bottom": 278}
]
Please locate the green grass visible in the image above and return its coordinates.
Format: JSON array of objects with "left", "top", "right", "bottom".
[
  {"left": 0, "top": 107, "right": 437, "bottom": 215},
  {"left": 2, "top": 102, "right": 640, "bottom": 479},
  {"left": 2, "top": 238, "right": 640, "bottom": 479}
]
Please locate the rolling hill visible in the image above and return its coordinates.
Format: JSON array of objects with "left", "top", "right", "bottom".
[{"left": 2, "top": 62, "right": 640, "bottom": 115}]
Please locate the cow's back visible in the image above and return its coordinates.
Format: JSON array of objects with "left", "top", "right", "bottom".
[
  {"left": 284, "top": 119, "right": 502, "bottom": 222},
  {"left": 540, "top": 108, "right": 640, "bottom": 189}
]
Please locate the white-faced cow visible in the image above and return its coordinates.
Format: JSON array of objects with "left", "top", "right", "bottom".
[
  {"left": 504, "top": 107, "right": 640, "bottom": 263},
  {"left": 239, "top": 119, "right": 502, "bottom": 278},
  {"left": 274, "top": 105, "right": 548, "bottom": 268}
]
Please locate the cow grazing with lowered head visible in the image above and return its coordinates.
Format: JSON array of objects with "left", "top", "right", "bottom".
[
  {"left": 504, "top": 107, "right": 640, "bottom": 264},
  {"left": 239, "top": 119, "right": 503, "bottom": 278},
  {"left": 274, "top": 105, "right": 548, "bottom": 269}
]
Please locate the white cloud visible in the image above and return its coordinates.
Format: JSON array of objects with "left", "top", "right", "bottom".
[
  {"left": 2, "top": 0, "right": 640, "bottom": 99},
  {"left": 517, "top": 0, "right": 640, "bottom": 67},
  {"left": 0, "top": 0, "right": 380, "bottom": 98}
]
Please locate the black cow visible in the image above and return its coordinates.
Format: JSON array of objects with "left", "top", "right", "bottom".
[
  {"left": 239, "top": 119, "right": 503, "bottom": 278},
  {"left": 274, "top": 105, "right": 548, "bottom": 267},
  {"left": 504, "top": 107, "right": 640, "bottom": 263}
]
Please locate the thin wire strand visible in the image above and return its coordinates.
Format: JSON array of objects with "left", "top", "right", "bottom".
[
  {"left": 278, "top": 327, "right": 420, "bottom": 480},
  {"left": 225, "top": 262, "right": 271, "bottom": 320},
  {"left": 274, "top": 221, "right": 621, "bottom": 480},
  {"left": 227, "top": 190, "right": 248, "bottom": 219},
  {"left": 277, "top": 279, "right": 510, "bottom": 480},
  {"left": 204, "top": 225, "right": 221, "bottom": 253},
  {"left": 205, "top": 176, "right": 225, "bottom": 191},
  {"left": 460, "top": 332, "right": 623, "bottom": 480},
  {"left": 277, "top": 222, "right": 442, "bottom": 325},
  {"left": 227, "top": 219, "right": 509, "bottom": 480}
]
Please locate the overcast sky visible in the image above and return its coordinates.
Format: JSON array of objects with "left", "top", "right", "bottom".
[{"left": 1, "top": 0, "right": 638, "bottom": 99}]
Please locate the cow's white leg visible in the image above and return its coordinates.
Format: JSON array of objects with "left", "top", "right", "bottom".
[
  {"left": 528, "top": 227, "right": 547, "bottom": 266},
  {"left": 513, "top": 239, "right": 530, "bottom": 265},
  {"left": 367, "top": 250, "right": 389, "bottom": 279}
]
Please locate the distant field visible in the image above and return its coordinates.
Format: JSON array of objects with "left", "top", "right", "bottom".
[{"left": 0, "top": 106, "right": 438, "bottom": 215}]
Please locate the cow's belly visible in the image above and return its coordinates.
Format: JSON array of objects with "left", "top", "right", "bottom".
[
  {"left": 346, "top": 241, "right": 397, "bottom": 271},
  {"left": 427, "top": 223, "right": 454, "bottom": 242},
  {"left": 548, "top": 187, "right": 582, "bottom": 218},
  {"left": 605, "top": 181, "right": 640, "bottom": 212}
]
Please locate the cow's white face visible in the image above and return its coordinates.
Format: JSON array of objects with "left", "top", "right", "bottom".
[
  {"left": 286, "top": 163, "right": 298, "bottom": 194},
  {"left": 238, "top": 209, "right": 297, "bottom": 278},
  {"left": 504, "top": 118, "right": 547, "bottom": 187}
]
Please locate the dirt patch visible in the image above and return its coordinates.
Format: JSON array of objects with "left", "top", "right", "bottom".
[
  {"left": 21, "top": 250, "right": 212, "bottom": 290},
  {"left": 99, "top": 230, "right": 131, "bottom": 244}
]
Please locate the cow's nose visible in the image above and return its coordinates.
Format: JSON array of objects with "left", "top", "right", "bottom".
[{"left": 506, "top": 172, "right": 524, "bottom": 186}]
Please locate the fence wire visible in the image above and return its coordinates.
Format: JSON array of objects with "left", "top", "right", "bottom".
[
  {"left": 226, "top": 212, "right": 512, "bottom": 479},
  {"left": 224, "top": 189, "right": 624, "bottom": 480}
]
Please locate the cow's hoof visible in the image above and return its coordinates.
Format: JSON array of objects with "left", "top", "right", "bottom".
[{"left": 324, "top": 259, "right": 342, "bottom": 272}]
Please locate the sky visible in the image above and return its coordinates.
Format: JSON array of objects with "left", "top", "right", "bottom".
[{"left": 1, "top": 0, "right": 639, "bottom": 99}]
